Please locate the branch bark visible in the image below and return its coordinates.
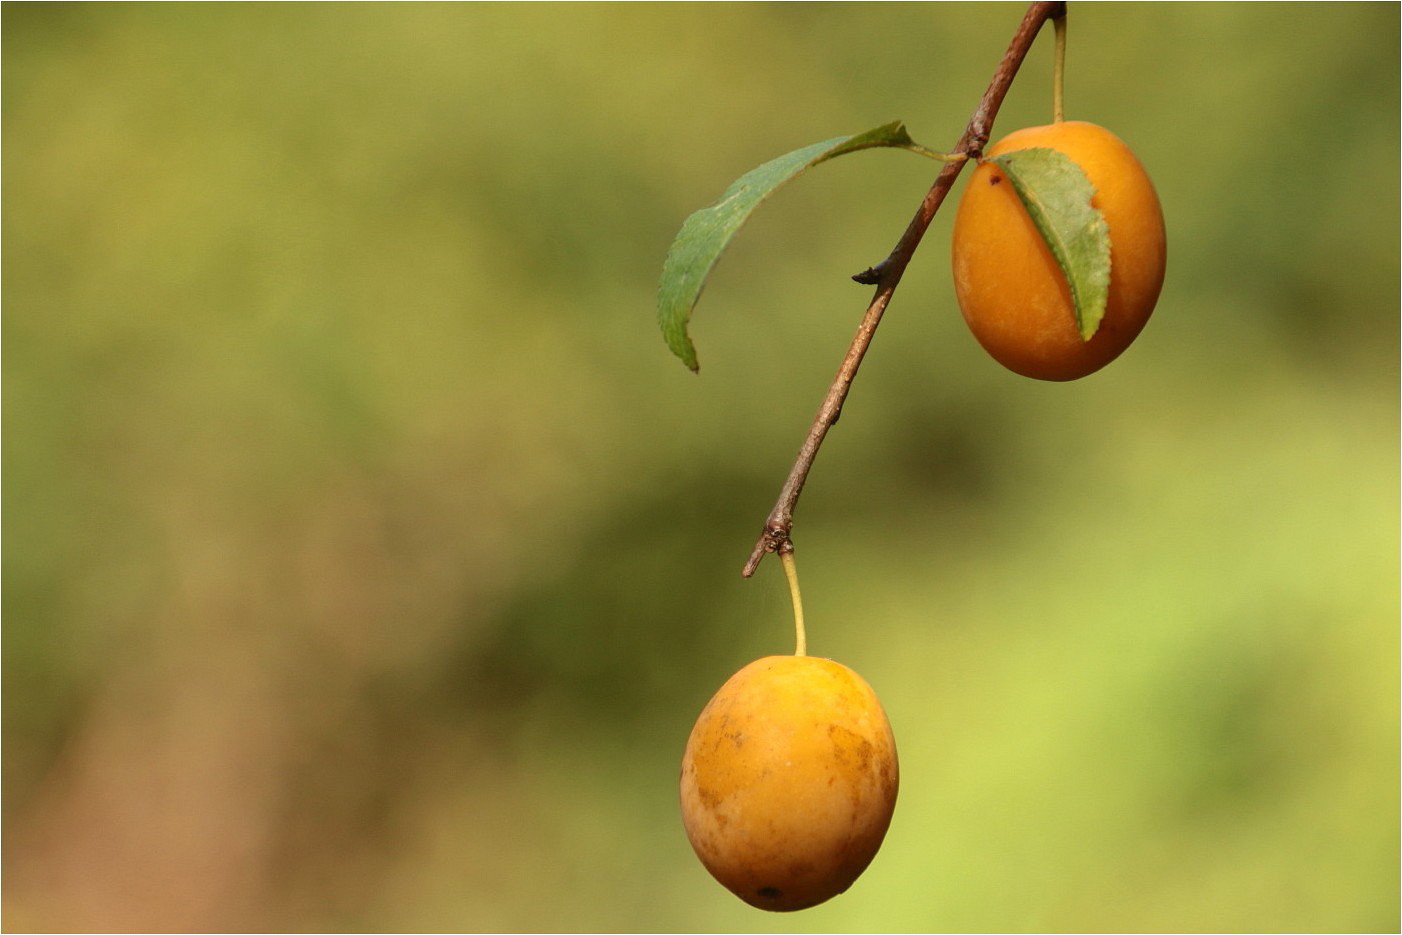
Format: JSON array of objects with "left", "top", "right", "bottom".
[{"left": 742, "top": 0, "right": 1067, "bottom": 578}]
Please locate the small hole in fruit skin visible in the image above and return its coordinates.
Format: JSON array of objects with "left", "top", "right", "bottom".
[{"left": 757, "top": 886, "right": 782, "bottom": 901}]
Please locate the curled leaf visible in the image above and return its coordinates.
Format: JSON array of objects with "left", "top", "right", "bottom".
[{"left": 658, "top": 121, "right": 918, "bottom": 371}]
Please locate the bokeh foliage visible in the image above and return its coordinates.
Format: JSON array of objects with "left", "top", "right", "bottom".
[{"left": 4, "top": 4, "right": 1398, "bottom": 932}]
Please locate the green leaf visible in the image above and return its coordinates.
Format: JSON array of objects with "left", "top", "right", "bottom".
[
  {"left": 658, "top": 121, "right": 918, "bottom": 371},
  {"left": 990, "top": 148, "right": 1111, "bottom": 341}
]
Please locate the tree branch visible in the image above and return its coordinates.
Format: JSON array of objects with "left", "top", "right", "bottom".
[{"left": 742, "top": 0, "right": 1067, "bottom": 578}]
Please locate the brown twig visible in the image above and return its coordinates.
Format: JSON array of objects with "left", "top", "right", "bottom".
[{"left": 742, "top": 1, "right": 1067, "bottom": 578}]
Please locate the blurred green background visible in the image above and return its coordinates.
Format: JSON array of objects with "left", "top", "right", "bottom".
[{"left": 4, "top": 4, "right": 1397, "bottom": 932}]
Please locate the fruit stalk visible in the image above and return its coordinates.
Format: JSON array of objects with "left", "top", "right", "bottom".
[
  {"left": 741, "top": 0, "right": 1067, "bottom": 578},
  {"left": 778, "top": 548, "right": 807, "bottom": 657}
]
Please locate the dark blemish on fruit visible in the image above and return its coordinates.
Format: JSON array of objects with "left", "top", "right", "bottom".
[
  {"left": 990, "top": 175, "right": 1003, "bottom": 186},
  {"left": 695, "top": 783, "right": 723, "bottom": 809},
  {"left": 758, "top": 886, "right": 782, "bottom": 901}
]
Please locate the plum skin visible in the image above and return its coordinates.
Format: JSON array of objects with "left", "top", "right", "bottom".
[
  {"left": 679, "top": 655, "right": 899, "bottom": 912},
  {"left": 950, "top": 120, "right": 1167, "bottom": 381}
]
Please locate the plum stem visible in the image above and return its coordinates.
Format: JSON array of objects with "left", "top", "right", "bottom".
[
  {"left": 1052, "top": 11, "right": 1067, "bottom": 122},
  {"left": 779, "top": 548, "right": 807, "bottom": 657},
  {"left": 741, "top": 1, "right": 1068, "bottom": 578}
]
